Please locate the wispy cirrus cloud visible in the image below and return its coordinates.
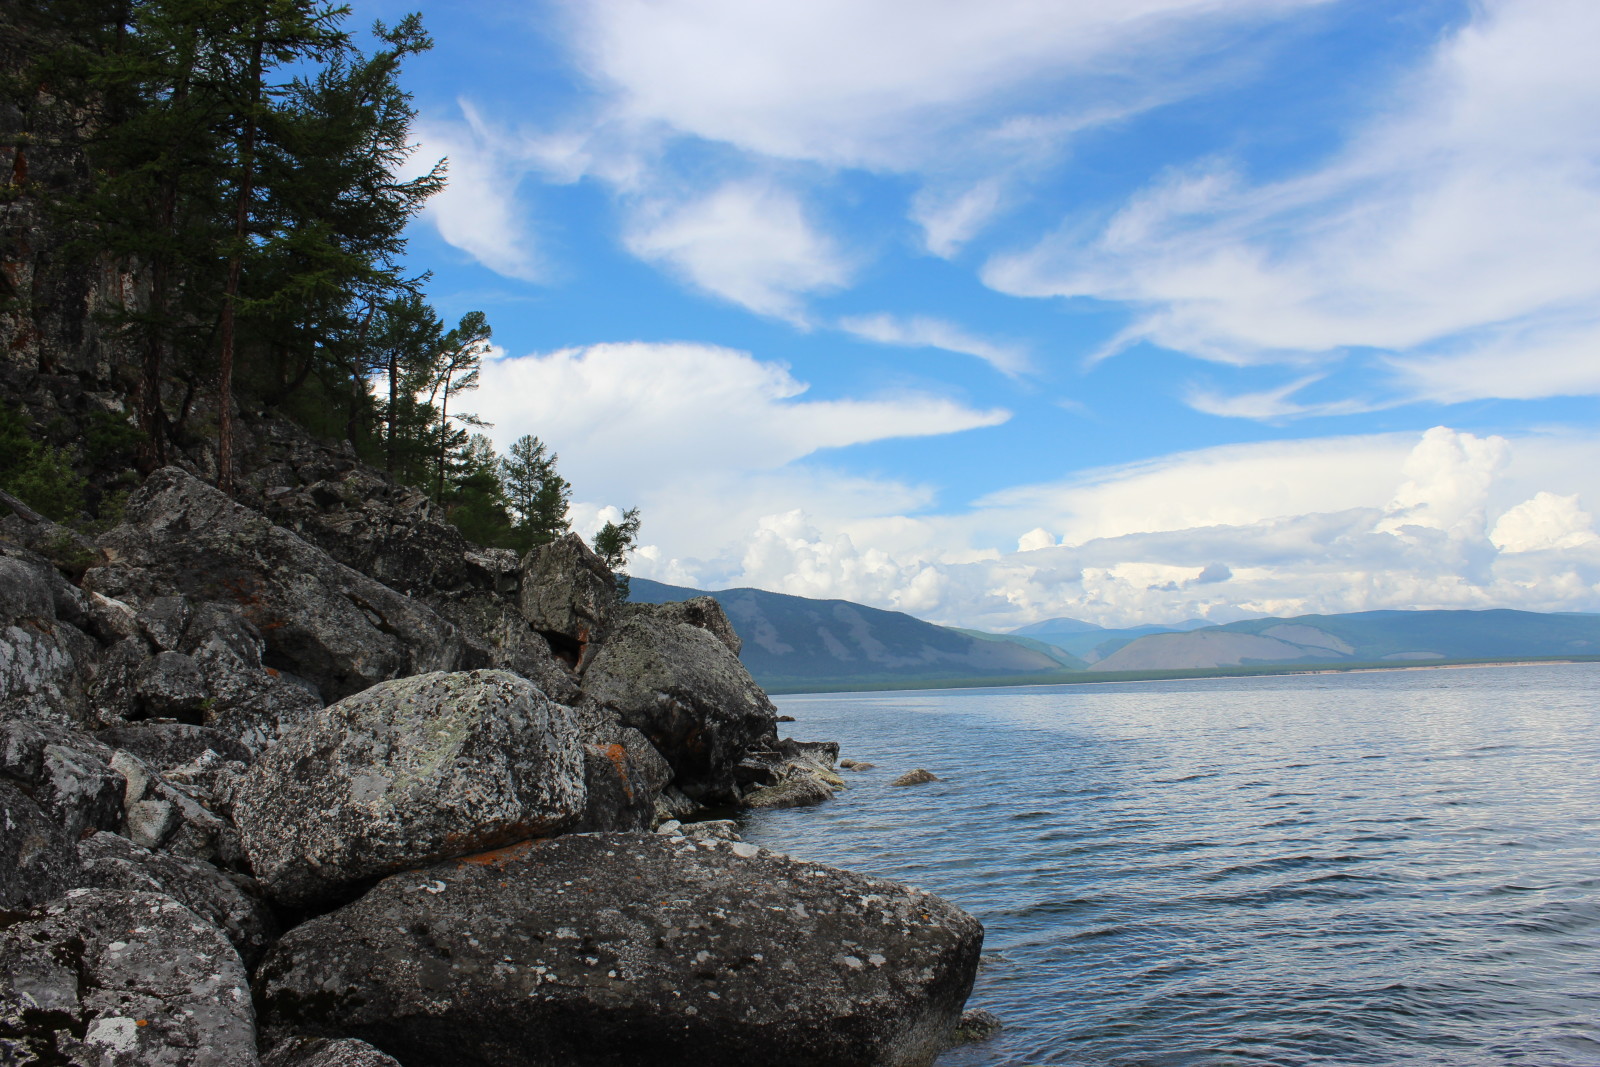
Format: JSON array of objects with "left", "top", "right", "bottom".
[
  {"left": 985, "top": 0, "right": 1600, "bottom": 411},
  {"left": 836, "top": 313, "right": 1030, "bottom": 376}
]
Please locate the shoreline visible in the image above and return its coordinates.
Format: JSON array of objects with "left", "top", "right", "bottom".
[{"left": 766, "top": 655, "right": 1598, "bottom": 698}]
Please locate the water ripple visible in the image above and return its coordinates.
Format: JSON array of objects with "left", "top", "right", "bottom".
[{"left": 742, "top": 663, "right": 1600, "bottom": 1066}]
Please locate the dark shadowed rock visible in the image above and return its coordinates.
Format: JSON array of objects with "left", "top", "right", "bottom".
[
  {"left": 95, "top": 721, "right": 254, "bottom": 771},
  {"left": 234, "top": 670, "right": 587, "bottom": 907},
  {"left": 255, "top": 832, "right": 983, "bottom": 1067},
  {"left": 262, "top": 1036, "right": 402, "bottom": 1067},
  {"left": 582, "top": 612, "right": 777, "bottom": 805},
  {"left": 77, "top": 831, "right": 277, "bottom": 966},
  {"left": 572, "top": 726, "right": 673, "bottom": 832},
  {"left": 0, "top": 547, "right": 103, "bottom": 727},
  {"left": 0, "top": 720, "right": 125, "bottom": 906},
  {"left": 84, "top": 467, "right": 463, "bottom": 702},
  {"left": 950, "top": 1008, "right": 1003, "bottom": 1045},
  {"left": 0, "top": 889, "right": 257, "bottom": 1066},
  {"left": 518, "top": 533, "right": 616, "bottom": 668}
]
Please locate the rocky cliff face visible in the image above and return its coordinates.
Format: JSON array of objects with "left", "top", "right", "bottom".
[{"left": 0, "top": 443, "right": 983, "bottom": 1065}]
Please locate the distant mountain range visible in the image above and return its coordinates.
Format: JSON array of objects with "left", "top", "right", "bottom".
[{"left": 629, "top": 578, "right": 1600, "bottom": 692}]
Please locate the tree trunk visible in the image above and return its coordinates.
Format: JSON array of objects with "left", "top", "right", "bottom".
[{"left": 218, "top": 34, "right": 263, "bottom": 497}]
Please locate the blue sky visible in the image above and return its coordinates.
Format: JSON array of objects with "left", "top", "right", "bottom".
[{"left": 344, "top": 0, "right": 1600, "bottom": 630}]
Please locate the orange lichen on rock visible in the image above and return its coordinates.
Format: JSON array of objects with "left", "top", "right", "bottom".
[{"left": 456, "top": 839, "right": 542, "bottom": 868}]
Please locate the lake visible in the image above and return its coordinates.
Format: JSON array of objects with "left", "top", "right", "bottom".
[{"left": 740, "top": 663, "right": 1600, "bottom": 1065}]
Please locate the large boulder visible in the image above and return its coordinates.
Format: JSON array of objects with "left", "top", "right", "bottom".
[
  {"left": 84, "top": 467, "right": 463, "bottom": 702},
  {"left": 233, "top": 670, "right": 588, "bottom": 907},
  {"left": 0, "top": 547, "right": 102, "bottom": 727},
  {"left": 581, "top": 611, "right": 777, "bottom": 804},
  {"left": 0, "top": 720, "right": 125, "bottom": 908},
  {"left": 255, "top": 832, "right": 983, "bottom": 1067},
  {"left": 263, "top": 1036, "right": 403, "bottom": 1067},
  {"left": 517, "top": 533, "right": 616, "bottom": 668},
  {"left": 0, "top": 889, "right": 258, "bottom": 1067},
  {"left": 78, "top": 830, "right": 277, "bottom": 966}
]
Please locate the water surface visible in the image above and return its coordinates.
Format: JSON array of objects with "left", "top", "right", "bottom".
[{"left": 741, "top": 663, "right": 1600, "bottom": 1065}]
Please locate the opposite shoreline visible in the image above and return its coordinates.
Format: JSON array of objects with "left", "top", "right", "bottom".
[{"left": 765, "top": 655, "right": 1600, "bottom": 697}]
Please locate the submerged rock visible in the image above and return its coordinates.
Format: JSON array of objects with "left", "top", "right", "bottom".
[
  {"left": 743, "top": 774, "right": 835, "bottom": 810},
  {"left": 950, "top": 1008, "right": 1003, "bottom": 1044},
  {"left": 890, "top": 769, "right": 939, "bottom": 787},
  {"left": 0, "top": 889, "right": 257, "bottom": 1067},
  {"left": 256, "top": 832, "right": 983, "bottom": 1067},
  {"left": 234, "top": 669, "right": 587, "bottom": 907}
]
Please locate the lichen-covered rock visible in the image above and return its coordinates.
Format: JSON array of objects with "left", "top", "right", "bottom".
[
  {"left": 255, "top": 832, "right": 983, "bottom": 1067},
  {"left": 627, "top": 596, "right": 742, "bottom": 655},
  {"left": 0, "top": 548, "right": 103, "bottom": 727},
  {"left": 517, "top": 533, "right": 616, "bottom": 667},
  {"left": 0, "top": 889, "right": 258, "bottom": 1067},
  {"left": 571, "top": 726, "right": 673, "bottom": 832},
  {"left": 95, "top": 721, "right": 254, "bottom": 772},
  {"left": 742, "top": 773, "right": 835, "bottom": 810},
  {"left": 77, "top": 831, "right": 277, "bottom": 966},
  {"left": 0, "top": 721, "right": 125, "bottom": 906},
  {"left": 234, "top": 670, "right": 587, "bottom": 907},
  {"left": 262, "top": 1036, "right": 403, "bottom": 1067},
  {"left": 84, "top": 466, "right": 464, "bottom": 703},
  {"left": 582, "top": 612, "right": 777, "bottom": 805}
]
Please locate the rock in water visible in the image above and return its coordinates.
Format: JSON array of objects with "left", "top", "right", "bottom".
[
  {"left": 256, "top": 832, "right": 983, "bottom": 1067},
  {"left": 582, "top": 612, "right": 777, "bottom": 805},
  {"left": 890, "top": 769, "right": 939, "bottom": 787},
  {"left": 233, "top": 670, "right": 587, "bottom": 907},
  {"left": 0, "top": 889, "right": 257, "bottom": 1066}
]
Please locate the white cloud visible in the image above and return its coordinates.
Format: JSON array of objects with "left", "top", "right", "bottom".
[
  {"left": 469, "top": 341, "right": 1007, "bottom": 569},
  {"left": 836, "top": 313, "right": 1030, "bottom": 376},
  {"left": 1491, "top": 493, "right": 1600, "bottom": 554},
  {"left": 985, "top": 0, "right": 1600, "bottom": 408},
  {"left": 911, "top": 179, "right": 1006, "bottom": 257},
  {"left": 572, "top": 0, "right": 1331, "bottom": 170},
  {"left": 412, "top": 108, "right": 545, "bottom": 281},
  {"left": 623, "top": 181, "right": 852, "bottom": 322},
  {"left": 626, "top": 426, "right": 1600, "bottom": 630}
]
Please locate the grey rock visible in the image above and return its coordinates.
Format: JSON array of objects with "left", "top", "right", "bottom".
[
  {"left": 126, "top": 797, "right": 180, "bottom": 849},
  {"left": 627, "top": 596, "right": 742, "bottom": 655},
  {"left": 654, "top": 819, "right": 682, "bottom": 835},
  {"left": 518, "top": 533, "right": 616, "bottom": 669},
  {"left": 0, "top": 548, "right": 103, "bottom": 728},
  {"left": 77, "top": 831, "right": 277, "bottom": 966},
  {"left": 234, "top": 669, "right": 587, "bottom": 907},
  {"left": 743, "top": 773, "right": 835, "bottom": 810},
  {"left": 263, "top": 1036, "right": 403, "bottom": 1067},
  {"left": 582, "top": 611, "right": 777, "bottom": 805},
  {"left": 890, "top": 769, "right": 939, "bottom": 787},
  {"left": 0, "top": 889, "right": 258, "bottom": 1067},
  {"left": 96, "top": 721, "right": 254, "bottom": 772},
  {"left": 255, "top": 832, "right": 983, "bottom": 1067},
  {"left": 681, "top": 819, "right": 741, "bottom": 842},
  {"left": 134, "top": 650, "right": 210, "bottom": 721},
  {"left": 0, "top": 723, "right": 126, "bottom": 906},
  {"left": 572, "top": 726, "right": 672, "bottom": 832},
  {"left": 137, "top": 595, "right": 193, "bottom": 652},
  {"left": 84, "top": 466, "right": 463, "bottom": 703},
  {"left": 0, "top": 777, "right": 82, "bottom": 908},
  {"left": 950, "top": 1008, "right": 1003, "bottom": 1045}
]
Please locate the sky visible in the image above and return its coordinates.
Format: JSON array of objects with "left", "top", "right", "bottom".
[{"left": 343, "top": 0, "right": 1600, "bottom": 631}]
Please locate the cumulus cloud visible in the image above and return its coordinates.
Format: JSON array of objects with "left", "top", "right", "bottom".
[
  {"left": 628, "top": 426, "right": 1600, "bottom": 630},
  {"left": 623, "top": 181, "right": 852, "bottom": 322},
  {"left": 836, "top": 313, "right": 1030, "bottom": 375},
  {"left": 985, "top": 0, "right": 1600, "bottom": 408}
]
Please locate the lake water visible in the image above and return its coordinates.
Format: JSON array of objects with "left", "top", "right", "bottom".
[{"left": 740, "top": 663, "right": 1600, "bottom": 1066}]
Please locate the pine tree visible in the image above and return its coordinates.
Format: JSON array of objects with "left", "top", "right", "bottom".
[
  {"left": 592, "top": 507, "right": 642, "bottom": 599},
  {"left": 501, "top": 434, "right": 571, "bottom": 551}
]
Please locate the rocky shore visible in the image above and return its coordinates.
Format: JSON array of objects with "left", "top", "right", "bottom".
[{"left": 0, "top": 431, "right": 983, "bottom": 1066}]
